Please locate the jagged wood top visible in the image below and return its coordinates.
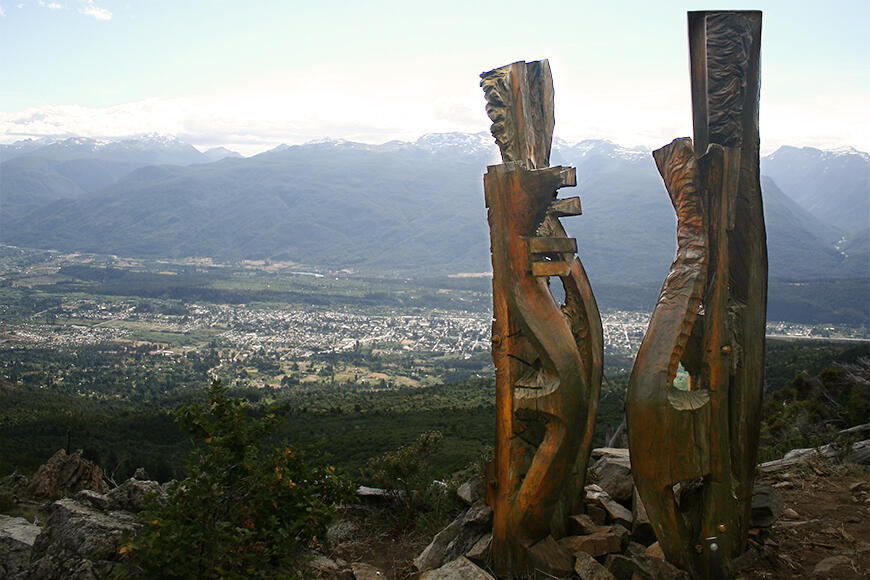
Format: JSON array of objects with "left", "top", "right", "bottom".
[
  {"left": 689, "top": 11, "right": 761, "bottom": 152},
  {"left": 480, "top": 60, "right": 554, "bottom": 169}
]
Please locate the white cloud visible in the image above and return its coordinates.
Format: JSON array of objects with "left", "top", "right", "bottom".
[
  {"left": 0, "top": 4, "right": 6, "bottom": 17},
  {"left": 80, "top": 0, "right": 109, "bottom": 20},
  {"left": 0, "top": 60, "right": 866, "bottom": 157},
  {"left": 38, "top": 0, "right": 62, "bottom": 9}
]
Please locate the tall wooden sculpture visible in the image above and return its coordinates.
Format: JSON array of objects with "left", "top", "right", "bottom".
[
  {"left": 481, "top": 60, "right": 603, "bottom": 576},
  {"left": 627, "top": 11, "right": 765, "bottom": 578}
]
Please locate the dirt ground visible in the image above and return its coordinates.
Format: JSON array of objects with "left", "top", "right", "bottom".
[
  {"left": 323, "top": 459, "right": 870, "bottom": 579},
  {"left": 736, "top": 460, "right": 870, "bottom": 579}
]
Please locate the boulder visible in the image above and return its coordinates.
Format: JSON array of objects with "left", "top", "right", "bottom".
[
  {"left": 645, "top": 541, "right": 665, "bottom": 559},
  {"left": 443, "top": 501, "right": 492, "bottom": 564},
  {"left": 0, "top": 515, "right": 41, "bottom": 579},
  {"left": 610, "top": 524, "right": 631, "bottom": 550},
  {"left": 414, "top": 514, "right": 464, "bottom": 571},
  {"left": 593, "top": 453, "right": 633, "bottom": 503},
  {"left": 591, "top": 448, "right": 631, "bottom": 461},
  {"left": 586, "top": 484, "right": 633, "bottom": 527},
  {"left": 25, "top": 450, "right": 107, "bottom": 501},
  {"left": 606, "top": 554, "right": 645, "bottom": 578},
  {"left": 417, "top": 501, "right": 493, "bottom": 570},
  {"left": 107, "top": 478, "right": 166, "bottom": 512},
  {"left": 27, "top": 498, "right": 138, "bottom": 579},
  {"left": 351, "top": 562, "right": 386, "bottom": 579},
  {"left": 465, "top": 532, "right": 491, "bottom": 563},
  {"left": 750, "top": 485, "right": 783, "bottom": 528},
  {"left": 456, "top": 477, "right": 484, "bottom": 505},
  {"left": 559, "top": 531, "right": 622, "bottom": 557},
  {"left": 586, "top": 503, "right": 608, "bottom": 525},
  {"left": 846, "top": 439, "right": 870, "bottom": 464},
  {"left": 326, "top": 519, "right": 358, "bottom": 545},
  {"left": 568, "top": 513, "right": 600, "bottom": 535},
  {"left": 528, "top": 535, "right": 575, "bottom": 577},
  {"left": 757, "top": 439, "right": 870, "bottom": 473},
  {"left": 74, "top": 490, "right": 109, "bottom": 511},
  {"left": 574, "top": 551, "right": 616, "bottom": 580},
  {"left": 625, "top": 541, "right": 648, "bottom": 559},
  {"left": 307, "top": 552, "right": 352, "bottom": 578},
  {"left": 420, "top": 556, "right": 495, "bottom": 579}
]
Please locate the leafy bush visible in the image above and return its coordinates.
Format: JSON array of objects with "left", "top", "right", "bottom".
[
  {"left": 759, "top": 357, "right": 870, "bottom": 462},
  {"left": 0, "top": 488, "right": 14, "bottom": 513},
  {"left": 361, "top": 430, "right": 463, "bottom": 533},
  {"left": 121, "top": 380, "right": 352, "bottom": 579}
]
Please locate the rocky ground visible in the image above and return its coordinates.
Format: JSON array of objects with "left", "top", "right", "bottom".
[
  {"left": 1, "top": 442, "right": 868, "bottom": 579},
  {"left": 315, "top": 443, "right": 870, "bottom": 579}
]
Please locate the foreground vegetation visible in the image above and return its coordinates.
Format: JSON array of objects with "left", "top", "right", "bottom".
[{"left": 122, "top": 381, "right": 352, "bottom": 579}]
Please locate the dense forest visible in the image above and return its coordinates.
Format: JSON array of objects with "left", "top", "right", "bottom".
[{"left": 2, "top": 339, "right": 866, "bottom": 484}]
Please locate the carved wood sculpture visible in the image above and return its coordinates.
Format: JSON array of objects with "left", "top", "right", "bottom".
[
  {"left": 481, "top": 60, "right": 603, "bottom": 576},
  {"left": 626, "top": 11, "right": 765, "bottom": 579}
]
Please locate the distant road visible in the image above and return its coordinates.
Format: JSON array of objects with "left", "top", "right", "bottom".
[{"left": 767, "top": 334, "right": 870, "bottom": 343}]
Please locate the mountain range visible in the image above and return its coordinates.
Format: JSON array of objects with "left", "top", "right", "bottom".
[{"left": 0, "top": 133, "right": 867, "bottom": 290}]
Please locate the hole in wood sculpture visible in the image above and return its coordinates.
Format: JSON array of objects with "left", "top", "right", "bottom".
[{"left": 547, "top": 275, "right": 566, "bottom": 306}]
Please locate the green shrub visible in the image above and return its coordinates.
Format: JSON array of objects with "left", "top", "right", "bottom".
[
  {"left": 361, "top": 430, "right": 463, "bottom": 533},
  {"left": 120, "top": 380, "right": 352, "bottom": 579},
  {"left": 0, "top": 488, "right": 14, "bottom": 513}
]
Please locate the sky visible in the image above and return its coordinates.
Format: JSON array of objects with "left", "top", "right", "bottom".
[{"left": 0, "top": 0, "right": 868, "bottom": 156}]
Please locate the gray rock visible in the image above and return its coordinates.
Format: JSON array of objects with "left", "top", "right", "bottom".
[
  {"left": 591, "top": 448, "right": 630, "bottom": 461},
  {"left": 605, "top": 554, "right": 645, "bottom": 578},
  {"left": 356, "top": 486, "right": 394, "bottom": 500},
  {"left": 626, "top": 541, "right": 648, "bottom": 558},
  {"left": 25, "top": 450, "right": 107, "bottom": 501},
  {"left": 27, "top": 498, "right": 138, "bottom": 580},
  {"left": 559, "top": 531, "right": 622, "bottom": 558},
  {"left": 443, "top": 501, "right": 493, "bottom": 563},
  {"left": 327, "top": 519, "right": 358, "bottom": 545},
  {"left": 463, "top": 500, "right": 493, "bottom": 527},
  {"left": 593, "top": 453, "right": 633, "bottom": 503},
  {"left": 307, "top": 551, "right": 351, "bottom": 577},
  {"left": 74, "top": 490, "right": 109, "bottom": 511},
  {"left": 586, "top": 503, "right": 608, "bottom": 525},
  {"left": 457, "top": 477, "right": 484, "bottom": 505},
  {"left": 758, "top": 439, "right": 870, "bottom": 473},
  {"left": 586, "top": 484, "right": 633, "bottom": 527},
  {"left": 529, "top": 535, "right": 574, "bottom": 577},
  {"left": 0, "top": 515, "right": 41, "bottom": 579},
  {"left": 465, "top": 532, "right": 491, "bottom": 563},
  {"left": 420, "top": 556, "right": 495, "bottom": 579},
  {"left": 846, "top": 439, "right": 870, "bottom": 464},
  {"left": 414, "top": 514, "right": 464, "bottom": 571},
  {"left": 574, "top": 551, "right": 616, "bottom": 580},
  {"left": 750, "top": 485, "right": 783, "bottom": 528},
  {"left": 107, "top": 478, "right": 165, "bottom": 512},
  {"left": 812, "top": 555, "right": 854, "bottom": 577},
  {"left": 609, "top": 524, "right": 631, "bottom": 550},
  {"left": 351, "top": 562, "right": 386, "bottom": 579},
  {"left": 568, "top": 513, "right": 600, "bottom": 535}
]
